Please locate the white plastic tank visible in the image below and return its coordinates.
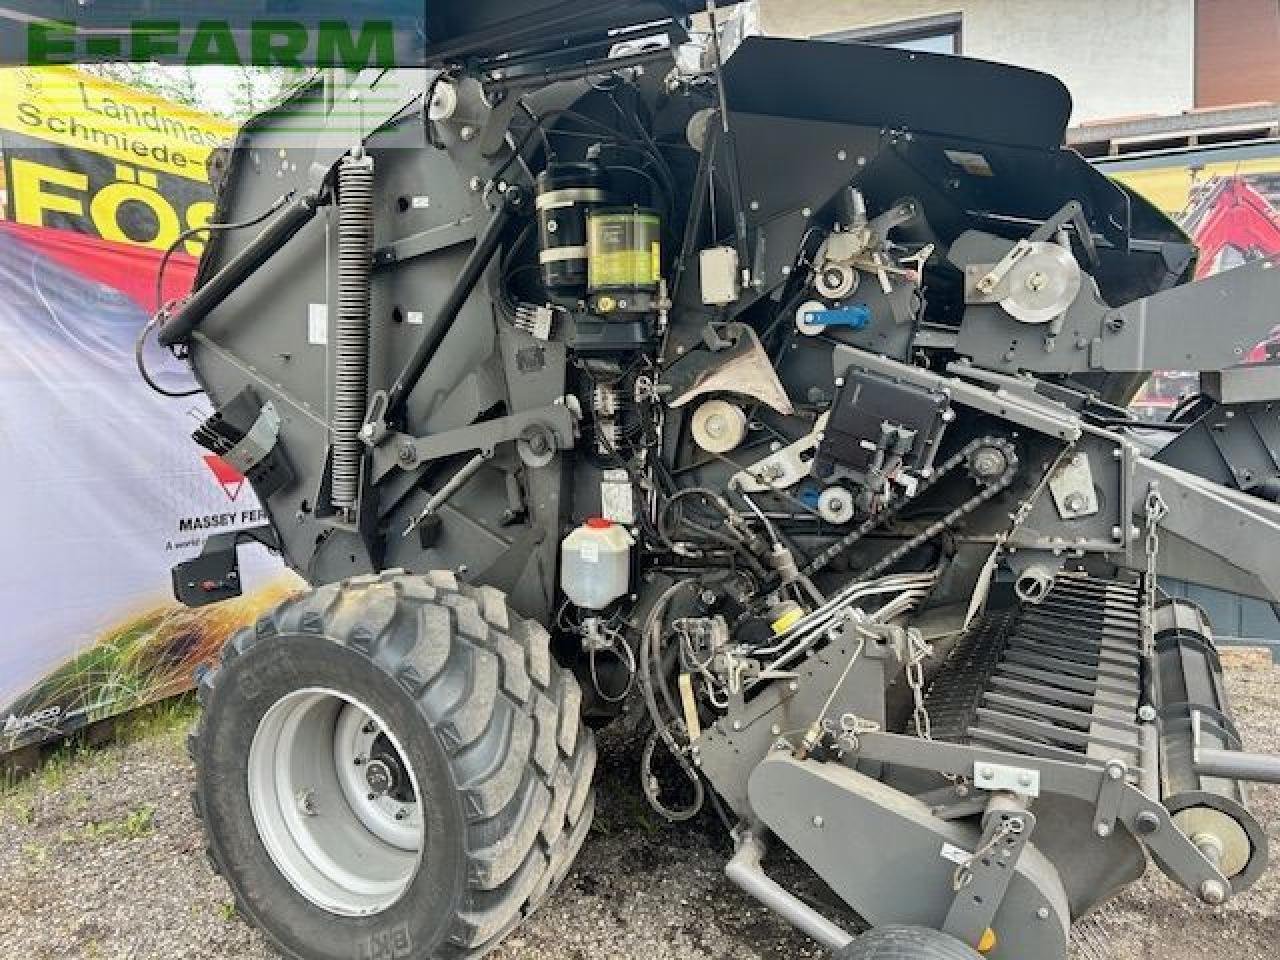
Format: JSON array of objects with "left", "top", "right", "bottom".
[{"left": 560, "top": 518, "right": 632, "bottom": 610}]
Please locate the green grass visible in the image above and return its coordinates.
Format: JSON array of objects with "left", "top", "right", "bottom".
[{"left": 74, "top": 805, "right": 155, "bottom": 843}]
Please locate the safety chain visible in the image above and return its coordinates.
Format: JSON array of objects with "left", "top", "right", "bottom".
[
  {"left": 904, "top": 627, "right": 935, "bottom": 740},
  {"left": 1143, "top": 484, "right": 1170, "bottom": 647}
]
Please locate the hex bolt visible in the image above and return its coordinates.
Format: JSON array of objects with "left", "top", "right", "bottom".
[
  {"left": 812, "top": 815, "right": 824, "bottom": 829},
  {"left": 1107, "top": 763, "right": 1125, "bottom": 781},
  {"left": 732, "top": 720, "right": 743, "bottom": 731},
  {"left": 788, "top": 681, "right": 799, "bottom": 692},
  {"left": 398, "top": 444, "right": 417, "bottom": 464},
  {"left": 1135, "top": 811, "right": 1161, "bottom": 835},
  {"left": 1036, "top": 907, "right": 1051, "bottom": 920},
  {"left": 459, "top": 124, "right": 477, "bottom": 141},
  {"left": 1199, "top": 879, "right": 1227, "bottom": 905},
  {"left": 770, "top": 725, "right": 781, "bottom": 736},
  {"left": 1095, "top": 822, "right": 1112, "bottom": 838}
]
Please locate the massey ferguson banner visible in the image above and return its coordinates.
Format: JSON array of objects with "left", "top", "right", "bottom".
[{"left": 0, "top": 69, "right": 298, "bottom": 755}]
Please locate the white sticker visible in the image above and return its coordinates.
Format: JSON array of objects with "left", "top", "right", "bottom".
[
  {"left": 308, "top": 303, "right": 329, "bottom": 345},
  {"left": 411, "top": 195, "right": 431, "bottom": 209},
  {"left": 944, "top": 149, "right": 994, "bottom": 178},
  {"left": 580, "top": 542, "right": 600, "bottom": 564},
  {"left": 406, "top": 310, "right": 425, "bottom": 325},
  {"left": 939, "top": 842, "right": 974, "bottom": 867}
]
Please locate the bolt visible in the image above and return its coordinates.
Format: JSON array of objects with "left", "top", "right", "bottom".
[
  {"left": 1036, "top": 907, "right": 1051, "bottom": 920},
  {"left": 1095, "top": 822, "right": 1112, "bottom": 838},
  {"left": 770, "top": 725, "right": 781, "bottom": 736},
  {"left": 812, "top": 815, "right": 824, "bottom": 829},
  {"left": 1199, "top": 879, "right": 1227, "bottom": 905},
  {"left": 1017, "top": 772, "right": 1034, "bottom": 788},
  {"left": 788, "top": 681, "right": 799, "bottom": 692},
  {"left": 1107, "top": 763, "right": 1125, "bottom": 781},
  {"left": 1138, "top": 704, "right": 1157, "bottom": 722},
  {"left": 837, "top": 149, "right": 848, "bottom": 161},
  {"left": 1135, "top": 811, "right": 1161, "bottom": 835},
  {"left": 459, "top": 124, "right": 476, "bottom": 141},
  {"left": 978, "top": 766, "right": 994, "bottom": 780},
  {"left": 398, "top": 444, "right": 417, "bottom": 464},
  {"left": 732, "top": 720, "right": 742, "bottom": 731},
  {"left": 395, "top": 808, "right": 410, "bottom": 821},
  {"left": 1106, "top": 312, "right": 1125, "bottom": 332},
  {"left": 1026, "top": 271, "right": 1048, "bottom": 292},
  {"left": 360, "top": 424, "right": 376, "bottom": 439},
  {"left": 296, "top": 790, "right": 318, "bottom": 816},
  {"left": 468, "top": 176, "right": 483, "bottom": 192}
]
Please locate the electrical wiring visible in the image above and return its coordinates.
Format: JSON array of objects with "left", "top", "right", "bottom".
[{"left": 137, "top": 192, "right": 297, "bottom": 399}]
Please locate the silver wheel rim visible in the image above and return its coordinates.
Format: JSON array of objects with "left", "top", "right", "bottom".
[{"left": 247, "top": 688, "right": 425, "bottom": 916}]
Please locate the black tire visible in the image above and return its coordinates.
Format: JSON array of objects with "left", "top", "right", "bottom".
[
  {"left": 188, "top": 570, "right": 596, "bottom": 960},
  {"left": 835, "top": 926, "right": 984, "bottom": 960}
]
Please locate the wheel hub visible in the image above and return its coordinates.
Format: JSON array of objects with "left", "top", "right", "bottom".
[{"left": 247, "top": 689, "right": 426, "bottom": 917}]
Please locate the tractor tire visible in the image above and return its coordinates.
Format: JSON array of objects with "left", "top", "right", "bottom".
[
  {"left": 834, "top": 926, "right": 984, "bottom": 960},
  {"left": 187, "top": 570, "right": 596, "bottom": 960}
]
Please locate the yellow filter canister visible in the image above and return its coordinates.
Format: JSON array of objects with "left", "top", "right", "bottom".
[{"left": 586, "top": 207, "right": 662, "bottom": 295}]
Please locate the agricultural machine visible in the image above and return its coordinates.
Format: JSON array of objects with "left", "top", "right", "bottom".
[{"left": 18, "top": 2, "right": 1280, "bottom": 957}]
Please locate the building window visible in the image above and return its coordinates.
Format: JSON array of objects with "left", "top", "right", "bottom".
[{"left": 820, "top": 13, "right": 962, "bottom": 55}]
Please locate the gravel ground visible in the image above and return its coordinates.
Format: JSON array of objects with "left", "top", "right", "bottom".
[{"left": 2, "top": 667, "right": 1278, "bottom": 960}]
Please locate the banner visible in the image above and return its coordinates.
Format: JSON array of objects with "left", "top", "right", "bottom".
[
  {"left": 0, "top": 70, "right": 297, "bottom": 755},
  {"left": 0, "top": 66, "right": 234, "bottom": 253}
]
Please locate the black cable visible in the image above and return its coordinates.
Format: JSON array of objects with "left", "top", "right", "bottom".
[{"left": 138, "top": 192, "right": 295, "bottom": 399}]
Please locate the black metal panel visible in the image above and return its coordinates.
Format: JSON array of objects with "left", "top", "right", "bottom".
[{"left": 723, "top": 36, "right": 1072, "bottom": 151}]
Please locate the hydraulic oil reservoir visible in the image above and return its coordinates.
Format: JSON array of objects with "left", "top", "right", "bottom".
[
  {"left": 586, "top": 206, "right": 661, "bottom": 313},
  {"left": 560, "top": 518, "right": 632, "bottom": 610}
]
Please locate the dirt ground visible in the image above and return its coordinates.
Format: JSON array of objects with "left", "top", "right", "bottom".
[{"left": 2, "top": 666, "right": 1278, "bottom": 960}]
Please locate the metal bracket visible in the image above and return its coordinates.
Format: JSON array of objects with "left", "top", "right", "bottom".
[
  {"left": 731, "top": 412, "right": 829, "bottom": 493},
  {"left": 1047, "top": 452, "right": 1100, "bottom": 520},
  {"left": 1092, "top": 759, "right": 1128, "bottom": 838},
  {"left": 370, "top": 402, "right": 576, "bottom": 484},
  {"left": 220, "top": 401, "right": 281, "bottom": 475},
  {"left": 973, "top": 761, "right": 1041, "bottom": 798},
  {"left": 943, "top": 801, "right": 1037, "bottom": 946}
]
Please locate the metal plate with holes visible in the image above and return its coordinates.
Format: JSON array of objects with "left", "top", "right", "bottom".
[
  {"left": 1048, "top": 453, "right": 1100, "bottom": 520},
  {"left": 973, "top": 762, "right": 1041, "bottom": 797}
]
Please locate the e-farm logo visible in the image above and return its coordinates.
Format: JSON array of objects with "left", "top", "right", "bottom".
[{"left": 28, "top": 19, "right": 398, "bottom": 70}]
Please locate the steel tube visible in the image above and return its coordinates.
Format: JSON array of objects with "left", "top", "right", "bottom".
[{"left": 725, "top": 831, "right": 854, "bottom": 952}]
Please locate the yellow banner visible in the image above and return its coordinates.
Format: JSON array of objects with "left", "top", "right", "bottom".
[{"left": 0, "top": 66, "right": 234, "bottom": 183}]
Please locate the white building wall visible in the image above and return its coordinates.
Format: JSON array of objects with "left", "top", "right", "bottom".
[{"left": 754, "top": 0, "right": 1195, "bottom": 125}]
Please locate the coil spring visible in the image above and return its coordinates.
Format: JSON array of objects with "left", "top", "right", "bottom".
[{"left": 331, "top": 153, "right": 375, "bottom": 511}]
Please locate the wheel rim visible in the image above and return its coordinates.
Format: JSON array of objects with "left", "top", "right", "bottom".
[{"left": 247, "top": 688, "right": 425, "bottom": 917}]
